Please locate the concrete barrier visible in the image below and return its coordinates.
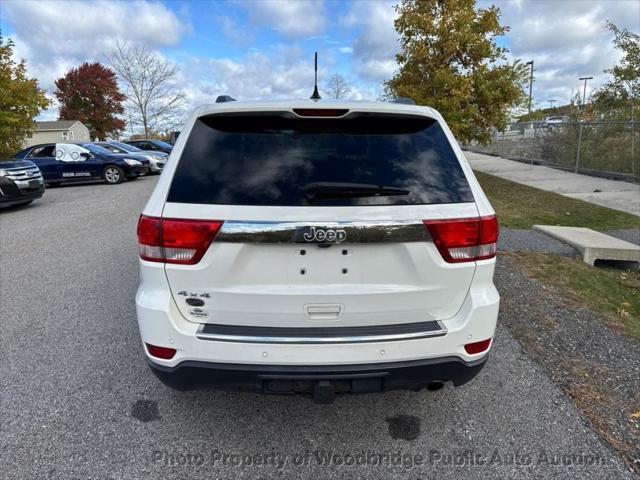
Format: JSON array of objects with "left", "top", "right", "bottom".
[{"left": 533, "top": 225, "right": 640, "bottom": 267}]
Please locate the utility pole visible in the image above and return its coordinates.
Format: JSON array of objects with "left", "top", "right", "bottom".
[
  {"left": 526, "top": 60, "right": 534, "bottom": 113},
  {"left": 578, "top": 76, "right": 593, "bottom": 108},
  {"left": 547, "top": 99, "right": 556, "bottom": 109}
]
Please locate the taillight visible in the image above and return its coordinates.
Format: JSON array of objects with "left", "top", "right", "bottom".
[
  {"left": 145, "top": 343, "right": 176, "bottom": 359},
  {"left": 137, "top": 215, "right": 223, "bottom": 265},
  {"left": 423, "top": 215, "right": 498, "bottom": 263},
  {"left": 464, "top": 338, "right": 492, "bottom": 355}
]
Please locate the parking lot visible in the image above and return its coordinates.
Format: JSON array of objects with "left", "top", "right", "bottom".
[{"left": 0, "top": 177, "right": 634, "bottom": 479}]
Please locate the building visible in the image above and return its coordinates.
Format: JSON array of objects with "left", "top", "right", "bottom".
[{"left": 23, "top": 120, "right": 91, "bottom": 147}]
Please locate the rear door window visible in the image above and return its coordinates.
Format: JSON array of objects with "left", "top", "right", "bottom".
[
  {"left": 167, "top": 113, "right": 473, "bottom": 206},
  {"left": 28, "top": 145, "right": 55, "bottom": 158}
]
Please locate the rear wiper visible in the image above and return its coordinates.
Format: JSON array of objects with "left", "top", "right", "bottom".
[{"left": 304, "top": 182, "right": 410, "bottom": 200}]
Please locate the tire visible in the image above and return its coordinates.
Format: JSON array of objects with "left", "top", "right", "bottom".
[{"left": 103, "top": 165, "right": 124, "bottom": 184}]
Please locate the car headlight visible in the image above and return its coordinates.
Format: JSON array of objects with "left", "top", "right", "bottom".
[{"left": 124, "top": 159, "right": 142, "bottom": 166}]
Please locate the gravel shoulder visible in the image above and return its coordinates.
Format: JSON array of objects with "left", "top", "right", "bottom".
[
  {"left": 495, "top": 253, "right": 640, "bottom": 474},
  {"left": 499, "top": 228, "right": 580, "bottom": 256},
  {"left": 605, "top": 229, "right": 640, "bottom": 246}
]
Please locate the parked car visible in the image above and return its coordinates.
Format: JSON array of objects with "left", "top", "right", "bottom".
[
  {"left": 13, "top": 143, "right": 150, "bottom": 185},
  {"left": 542, "top": 116, "right": 570, "bottom": 127},
  {"left": 0, "top": 159, "right": 44, "bottom": 207},
  {"left": 94, "top": 141, "right": 167, "bottom": 174},
  {"left": 169, "top": 131, "right": 180, "bottom": 145},
  {"left": 136, "top": 99, "right": 499, "bottom": 402},
  {"left": 126, "top": 139, "right": 173, "bottom": 154}
]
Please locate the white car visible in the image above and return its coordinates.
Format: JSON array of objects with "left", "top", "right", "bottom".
[
  {"left": 542, "top": 116, "right": 570, "bottom": 127},
  {"left": 95, "top": 141, "right": 167, "bottom": 174},
  {"left": 136, "top": 99, "right": 500, "bottom": 403}
]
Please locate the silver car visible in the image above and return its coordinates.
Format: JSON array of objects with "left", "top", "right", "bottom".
[{"left": 94, "top": 141, "right": 167, "bottom": 174}]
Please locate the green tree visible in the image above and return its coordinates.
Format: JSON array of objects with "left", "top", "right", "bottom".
[
  {"left": 55, "top": 62, "right": 126, "bottom": 140},
  {"left": 0, "top": 37, "right": 49, "bottom": 157},
  {"left": 384, "top": 0, "right": 527, "bottom": 143},
  {"left": 593, "top": 22, "right": 640, "bottom": 119}
]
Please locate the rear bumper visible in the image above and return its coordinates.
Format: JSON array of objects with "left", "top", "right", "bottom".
[
  {"left": 136, "top": 263, "right": 499, "bottom": 368},
  {"left": 147, "top": 355, "right": 488, "bottom": 393}
]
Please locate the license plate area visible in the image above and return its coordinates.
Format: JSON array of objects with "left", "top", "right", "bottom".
[{"left": 293, "top": 244, "right": 355, "bottom": 283}]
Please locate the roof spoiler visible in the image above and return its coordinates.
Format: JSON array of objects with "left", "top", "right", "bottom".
[
  {"left": 216, "top": 95, "right": 236, "bottom": 103},
  {"left": 393, "top": 97, "right": 415, "bottom": 105}
]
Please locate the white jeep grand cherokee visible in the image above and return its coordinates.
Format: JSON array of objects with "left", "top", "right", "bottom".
[{"left": 135, "top": 98, "right": 499, "bottom": 403}]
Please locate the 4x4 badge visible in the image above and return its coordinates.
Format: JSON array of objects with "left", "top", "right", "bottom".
[{"left": 294, "top": 226, "right": 347, "bottom": 244}]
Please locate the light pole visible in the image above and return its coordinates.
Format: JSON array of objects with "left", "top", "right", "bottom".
[
  {"left": 526, "top": 60, "right": 534, "bottom": 113},
  {"left": 579, "top": 76, "right": 593, "bottom": 107}
]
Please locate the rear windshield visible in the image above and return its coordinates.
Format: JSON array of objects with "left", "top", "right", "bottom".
[{"left": 167, "top": 113, "right": 473, "bottom": 206}]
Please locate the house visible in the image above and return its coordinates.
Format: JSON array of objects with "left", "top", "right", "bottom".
[{"left": 23, "top": 120, "right": 91, "bottom": 147}]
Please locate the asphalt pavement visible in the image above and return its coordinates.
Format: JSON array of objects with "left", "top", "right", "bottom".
[{"left": 0, "top": 177, "right": 634, "bottom": 479}]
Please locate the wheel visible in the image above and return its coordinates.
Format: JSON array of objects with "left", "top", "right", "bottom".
[{"left": 103, "top": 165, "right": 124, "bottom": 184}]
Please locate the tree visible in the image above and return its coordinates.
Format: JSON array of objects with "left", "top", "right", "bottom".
[
  {"left": 54, "top": 62, "right": 125, "bottom": 140},
  {"left": 324, "top": 73, "right": 351, "bottom": 99},
  {"left": 593, "top": 22, "right": 640, "bottom": 119},
  {"left": 384, "top": 0, "right": 527, "bottom": 143},
  {"left": 0, "top": 37, "right": 49, "bottom": 156},
  {"left": 108, "top": 42, "right": 187, "bottom": 138}
]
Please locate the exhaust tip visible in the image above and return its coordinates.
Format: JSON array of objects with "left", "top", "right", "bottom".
[{"left": 426, "top": 381, "right": 444, "bottom": 392}]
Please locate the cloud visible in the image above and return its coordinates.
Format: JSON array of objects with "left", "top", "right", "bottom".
[
  {"left": 3, "top": 0, "right": 186, "bottom": 90},
  {"left": 179, "top": 46, "right": 319, "bottom": 108},
  {"left": 240, "top": 0, "right": 326, "bottom": 38},
  {"left": 342, "top": 0, "right": 639, "bottom": 107},
  {"left": 220, "top": 16, "right": 254, "bottom": 46},
  {"left": 4, "top": 0, "right": 638, "bottom": 122},
  {"left": 495, "top": 0, "right": 639, "bottom": 106},
  {"left": 343, "top": 0, "right": 399, "bottom": 83}
]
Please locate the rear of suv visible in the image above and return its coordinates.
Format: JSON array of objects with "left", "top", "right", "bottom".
[{"left": 136, "top": 100, "right": 499, "bottom": 402}]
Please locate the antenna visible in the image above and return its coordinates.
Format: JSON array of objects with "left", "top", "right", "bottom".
[{"left": 310, "top": 52, "right": 321, "bottom": 100}]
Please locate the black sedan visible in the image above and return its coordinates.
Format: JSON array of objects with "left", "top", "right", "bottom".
[{"left": 0, "top": 159, "right": 45, "bottom": 207}]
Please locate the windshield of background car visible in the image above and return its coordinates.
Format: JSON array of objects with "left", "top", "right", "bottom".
[
  {"left": 98, "top": 144, "right": 127, "bottom": 153},
  {"left": 82, "top": 144, "right": 112, "bottom": 155},
  {"left": 167, "top": 113, "right": 474, "bottom": 206},
  {"left": 113, "top": 141, "right": 139, "bottom": 152},
  {"left": 153, "top": 141, "right": 172, "bottom": 149}
]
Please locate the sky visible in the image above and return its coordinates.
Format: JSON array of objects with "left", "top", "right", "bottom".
[{"left": 1, "top": 0, "right": 639, "bottom": 122}]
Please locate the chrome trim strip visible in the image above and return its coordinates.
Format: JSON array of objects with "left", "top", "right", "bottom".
[
  {"left": 216, "top": 220, "right": 429, "bottom": 244},
  {"left": 196, "top": 321, "right": 447, "bottom": 344}
]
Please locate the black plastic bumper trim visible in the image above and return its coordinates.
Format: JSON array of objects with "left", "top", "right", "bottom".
[{"left": 147, "top": 355, "right": 488, "bottom": 394}]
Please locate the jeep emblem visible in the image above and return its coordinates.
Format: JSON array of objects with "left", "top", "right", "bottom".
[{"left": 294, "top": 226, "right": 347, "bottom": 244}]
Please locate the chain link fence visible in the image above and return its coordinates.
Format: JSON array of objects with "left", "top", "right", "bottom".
[{"left": 466, "top": 121, "right": 639, "bottom": 182}]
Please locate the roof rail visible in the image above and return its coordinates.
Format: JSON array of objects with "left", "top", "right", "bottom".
[
  {"left": 393, "top": 97, "right": 415, "bottom": 105},
  {"left": 216, "top": 95, "right": 236, "bottom": 103}
]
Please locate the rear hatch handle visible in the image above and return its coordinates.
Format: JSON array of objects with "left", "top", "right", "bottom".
[{"left": 305, "top": 304, "right": 343, "bottom": 320}]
